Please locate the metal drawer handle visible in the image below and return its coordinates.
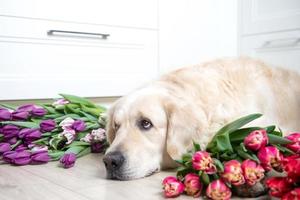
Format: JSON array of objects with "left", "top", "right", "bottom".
[
  {"left": 262, "top": 37, "right": 300, "bottom": 49},
  {"left": 47, "top": 30, "right": 110, "bottom": 40}
]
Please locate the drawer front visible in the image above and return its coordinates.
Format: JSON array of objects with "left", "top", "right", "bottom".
[
  {"left": 0, "top": 0, "right": 158, "bottom": 29},
  {"left": 241, "top": 0, "right": 300, "bottom": 35},
  {"left": 240, "top": 30, "right": 300, "bottom": 71},
  {"left": 0, "top": 19, "right": 158, "bottom": 100}
]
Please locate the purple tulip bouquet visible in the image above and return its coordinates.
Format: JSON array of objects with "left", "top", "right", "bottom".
[
  {"left": 162, "top": 114, "right": 300, "bottom": 199},
  {"left": 0, "top": 94, "right": 108, "bottom": 168}
]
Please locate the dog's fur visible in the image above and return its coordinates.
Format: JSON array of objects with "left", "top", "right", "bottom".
[{"left": 105, "top": 57, "right": 300, "bottom": 180}]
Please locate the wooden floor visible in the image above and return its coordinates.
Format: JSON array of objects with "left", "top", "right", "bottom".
[{"left": 0, "top": 154, "right": 266, "bottom": 200}]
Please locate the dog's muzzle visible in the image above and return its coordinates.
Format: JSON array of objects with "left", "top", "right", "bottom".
[{"left": 103, "top": 151, "right": 125, "bottom": 180}]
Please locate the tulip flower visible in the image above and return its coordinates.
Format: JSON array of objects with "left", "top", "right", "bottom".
[
  {"left": 222, "top": 160, "right": 245, "bottom": 186},
  {"left": 192, "top": 151, "right": 217, "bottom": 174},
  {"left": 244, "top": 129, "right": 268, "bottom": 151},
  {"left": 3, "top": 150, "right": 31, "bottom": 165},
  {"left": 257, "top": 146, "right": 283, "bottom": 171},
  {"left": 15, "top": 144, "right": 28, "bottom": 151},
  {"left": 5, "top": 137, "right": 17, "bottom": 145},
  {"left": 282, "top": 155, "right": 300, "bottom": 182},
  {"left": 31, "top": 150, "right": 51, "bottom": 164},
  {"left": 40, "top": 119, "right": 56, "bottom": 132},
  {"left": 17, "top": 104, "right": 36, "bottom": 112},
  {"left": 60, "top": 153, "right": 76, "bottom": 168},
  {"left": 28, "top": 144, "right": 48, "bottom": 152},
  {"left": 2, "top": 124, "right": 19, "bottom": 139},
  {"left": 52, "top": 99, "right": 69, "bottom": 106},
  {"left": 184, "top": 173, "right": 202, "bottom": 197},
  {"left": 0, "top": 142, "right": 11, "bottom": 154},
  {"left": 72, "top": 120, "right": 86, "bottom": 132},
  {"left": 206, "top": 180, "right": 231, "bottom": 200},
  {"left": 282, "top": 188, "right": 300, "bottom": 200},
  {"left": 0, "top": 108, "right": 11, "bottom": 120},
  {"left": 162, "top": 176, "right": 185, "bottom": 198},
  {"left": 31, "top": 107, "right": 47, "bottom": 117},
  {"left": 59, "top": 117, "right": 75, "bottom": 129},
  {"left": 285, "top": 133, "right": 300, "bottom": 153},
  {"left": 60, "top": 128, "right": 76, "bottom": 144},
  {"left": 91, "top": 142, "right": 103, "bottom": 153},
  {"left": 11, "top": 110, "right": 30, "bottom": 120},
  {"left": 18, "top": 128, "right": 41, "bottom": 143},
  {"left": 241, "top": 159, "right": 265, "bottom": 186},
  {"left": 265, "top": 177, "right": 293, "bottom": 198}
]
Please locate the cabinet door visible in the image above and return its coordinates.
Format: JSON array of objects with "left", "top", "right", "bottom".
[
  {"left": 240, "top": 30, "right": 300, "bottom": 71},
  {"left": 241, "top": 0, "right": 300, "bottom": 35}
]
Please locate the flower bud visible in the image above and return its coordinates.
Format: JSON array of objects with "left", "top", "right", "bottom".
[
  {"left": 184, "top": 173, "right": 202, "bottom": 197},
  {"left": 3, "top": 150, "right": 31, "bottom": 165},
  {"left": 2, "top": 124, "right": 19, "bottom": 139},
  {"left": 12, "top": 110, "right": 30, "bottom": 120},
  {"left": 31, "top": 107, "right": 47, "bottom": 117},
  {"left": 91, "top": 142, "right": 103, "bottom": 153},
  {"left": 206, "top": 180, "right": 231, "bottom": 200},
  {"left": 266, "top": 177, "right": 293, "bottom": 198},
  {"left": 17, "top": 104, "right": 35, "bottom": 112},
  {"left": 60, "top": 128, "right": 76, "bottom": 144},
  {"left": 162, "top": 176, "right": 185, "bottom": 198},
  {"left": 241, "top": 159, "right": 265, "bottom": 186},
  {"left": 18, "top": 128, "right": 41, "bottom": 142},
  {"left": 60, "top": 153, "right": 76, "bottom": 168},
  {"left": 59, "top": 117, "right": 75, "bottom": 129},
  {"left": 285, "top": 133, "right": 300, "bottom": 153},
  {"left": 40, "top": 119, "right": 56, "bottom": 132},
  {"left": 0, "top": 108, "right": 11, "bottom": 120},
  {"left": 257, "top": 146, "right": 283, "bottom": 171},
  {"left": 244, "top": 129, "right": 268, "bottom": 151},
  {"left": 31, "top": 150, "right": 50, "bottom": 164},
  {"left": 72, "top": 120, "right": 86, "bottom": 132},
  {"left": 192, "top": 151, "right": 217, "bottom": 174},
  {"left": 222, "top": 160, "right": 245, "bottom": 186},
  {"left": 0, "top": 142, "right": 11, "bottom": 154}
]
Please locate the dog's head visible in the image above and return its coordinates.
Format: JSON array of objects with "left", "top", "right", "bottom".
[{"left": 103, "top": 86, "right": 207, "bottom": 180}]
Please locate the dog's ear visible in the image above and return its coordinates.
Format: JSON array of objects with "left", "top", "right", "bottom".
[
  {"left": 165, "top": 99, "right": 206, "bottom": 161},
  {"left": 105, "top": 105, "right": 116, "bottom": 144}
]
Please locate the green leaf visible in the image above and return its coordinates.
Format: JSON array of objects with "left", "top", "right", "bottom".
[
  {"left": 66, "top": 141, "right": 91, "bottom": 148},
  {"left": 65, "top": 145, "right": 86, "bottom": 155},
  {"left": 59, "top": 94, "right": 97, "bottom": 108},
  {"left": 201, "top": 173, "right": 210, "bottom": 185},
  {"left": 0, "top": 103, "right": 17, "bottom": 110},
  {"left": 240, "top": 142, "right": 248, "bottom": 152},
  {"left": 229, "top": 127, "right": 261, "bottom": 143},
  {"left": 273, "top": 144, "right": 295, "bottom": 155},
  {"left": 40, "top": 105, "right": 57, "bottom": 114},
  {"left": 236, "top": 147, "right": 259, "bottom": 163},
  {"left": 48, "top": 151, "right": 64, "bottom": 161},
  {"left": 270, "top": 131, "right": 282, "bottom": 137},
  {"left": 182, "top": 153, "right": 192, "bottom": 162},
  {"left": 213, "top": 158, "right": 224, "bottom": 172},
  {"left": 79, "top": 111, "right": 98, "bottom": 121},
  {"left": 220, "top": 152, "right": 238, "bottom": 161},
  {"left": 54, "top": 114, "right": 81, "bottom": 122},
  {"left": 175, "top": 159, "right": 184, "bottom": 165},
  {"left": 216, "top": 134, "right": 233, "bottom": 152},
  {"left": 268, "top": 134, "right": 292, "bottom": 145},
  {"left": 265, "top": 125, "right": 276, "bottom": 133},
  {"left": 0, "top": 121, "right": 39, "bottom": 128},
  {"left": 77, "top": 146, "right": 91, "bottom": 157},
  {"left": 81, "top": 105, "right": 102, "bottom": 117},
  {"left": 193, "top": 141, "right": 201, "bottom": 151}
]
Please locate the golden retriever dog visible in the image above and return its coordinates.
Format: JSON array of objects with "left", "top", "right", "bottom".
[{"left": 103, "top": 57, "right": 300, "bottom": 180}]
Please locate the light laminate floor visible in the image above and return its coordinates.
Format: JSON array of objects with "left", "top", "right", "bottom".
[{"left": 0, "top": 154, "right": 266, "bottom": 200}]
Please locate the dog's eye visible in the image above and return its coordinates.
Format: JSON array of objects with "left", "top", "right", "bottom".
[{"left": 139, "top": 119, "right": 153, "bottom": 130}]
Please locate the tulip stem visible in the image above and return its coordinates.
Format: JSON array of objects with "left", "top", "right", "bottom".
[{"left": 11, "top": 140, "right": 22, "bottom": 150}]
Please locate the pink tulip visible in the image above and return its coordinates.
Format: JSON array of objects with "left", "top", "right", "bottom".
[
  {"left": 222, "top": 160, "right": 245, "bottom": 186},
  {"left": 244, "top": 129, "right": 268, "bottom": 151},
  {"left": 206, "top": 180, "right": 231, "bottom": 200},
  {"left": 162, "top": 176, "right": 185, "bottom": 198},
  {"left": 285, "top": 133, "right": 300, "bottom": 153},
  {"left": 257, "top": 146, "right": 283, "bottom": 171},
  {"left": 241, "top": 159, "right": 265, "bottom": 186},
  {"left": 192, "top": 151, "right": 217, "bottom": 174},
  {"left": 282, "top": 188, "right": 300, "bottom": 200},
  {"left": 184, "top": 173, "right": 202, "bottom": 197}
]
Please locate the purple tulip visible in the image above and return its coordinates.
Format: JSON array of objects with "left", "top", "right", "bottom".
[
  {"left": 17, "top": 104, "right": 36, "bottom": 112},
  {"left": 18, "top": 128, "right": 41, "bottom": 142},
  {"left": 40, "top": 119, "right": 56, "bottom": 132},
  {"left": 0, "top": 142, "right": 11, "bottom": 154},
  {"left": 91, "top": 142, "right": 103, "bottom": 153},
  {"left": 30, "top": 150, "right": 50, "bottom": 164},
  {"left": 15, "top": 144, "right": 28, "bottom": 151},
  {"left": 5, "top": 137, "right": 17, "bottom": 145},
  {"left": 0, "top": 108, "right": 11, "bottom": 120},
  {"left": 2, "top": 125, "right": 19, "bottom": 139},
  {"left": 60, "top": 153, "right": 76, "bottom": 168},
  {"left": 3, "top": 150, "right": 31, "bottom": 165},
  {"left": 72, "top": 120, "right": 86, "bottom": 132},
  {"left": 12, "top": 110, "right": 30, "bottom": 120},
  {"left": 31, "top": 107, "right": 47, "bottom": 117}
]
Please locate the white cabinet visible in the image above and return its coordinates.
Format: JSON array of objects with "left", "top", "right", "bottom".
[
  {"left": 0, "top": 1, "right": 158, "bottom": 100},
  {"left": 239, "top": 0, "right": 300, "bottom": 71}
]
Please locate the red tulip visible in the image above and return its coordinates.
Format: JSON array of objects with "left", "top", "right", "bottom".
[
  {"left": 285, "top": 133, "right": 300, "bottom": 153},
  {"left": 241, "top": 159, "right": 265, "bottom": 186},
  {"left": 257, "top": 146, "right": 283, "bottom": 171},
  {"left": 162, "top": 176, "right": 185, "bottom": 198},
  {"left": 192, "top": 151, "right": 217, "bottom": 174},
  {"left": 265, "top": 177, "right": 293, "bottom": 198},
  {"left": 282, "top": 154, "right": 300, "bottom": 182},
  {"left": 244, "top": 129, "right": 268, "bottom": 151},
  {"left": 206, "top": 180, "right": 231, "bottom": 200},
  {"left": 222, "top": 160, "right": 245, "bottom": 186},
  {"left": 282, "top": 188, "right": 300, "bottom": 200},
  {"left": 184, "top": 173, "right": 202, "bottom": 197}
]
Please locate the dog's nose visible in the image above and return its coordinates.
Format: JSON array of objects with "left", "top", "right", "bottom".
[{"left": 103, "top": 151, "right": 125, "bottom": 172}]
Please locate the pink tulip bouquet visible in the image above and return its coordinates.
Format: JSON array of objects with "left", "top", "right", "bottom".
[
  {"left": 0, "top": 94, "right": 108, "bottom": 168},
  {"left": 162, "top": 114, "right": 300, "bottom": 199}
]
